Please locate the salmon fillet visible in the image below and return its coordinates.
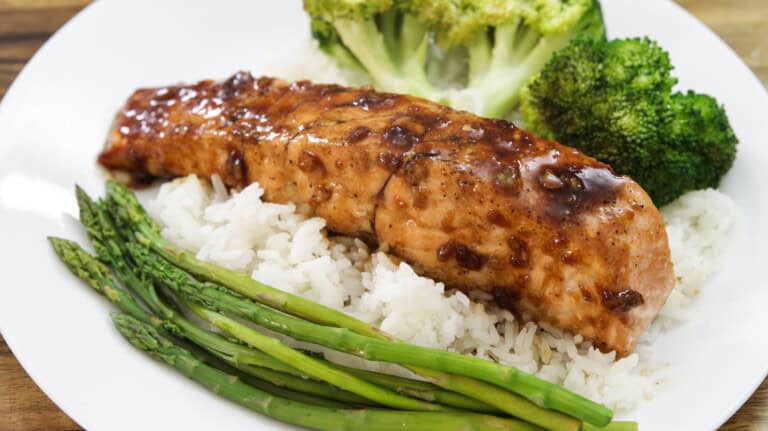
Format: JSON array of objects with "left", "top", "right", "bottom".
[{"left": 99, "top": 72, "right": 675, "bottom": 355}]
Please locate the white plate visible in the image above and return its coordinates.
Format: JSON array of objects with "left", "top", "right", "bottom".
[{"left": 0, "top": 0, "right": 766, "bottom": 430}]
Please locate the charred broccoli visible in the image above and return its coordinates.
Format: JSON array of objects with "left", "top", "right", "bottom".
[{"left": 520, "top": 36, "right": 737, "bottom": 206}]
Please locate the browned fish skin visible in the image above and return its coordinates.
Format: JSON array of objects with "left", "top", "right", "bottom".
[{"left": 99, "top": 72, "right": 675, "bottom": 356}]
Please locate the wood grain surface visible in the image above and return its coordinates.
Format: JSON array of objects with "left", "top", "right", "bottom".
[{"left": 0, "top": 1, "right": 766, "bottom": 430}]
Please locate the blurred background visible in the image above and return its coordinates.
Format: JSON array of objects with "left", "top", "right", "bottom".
[{"left": 0, "top": 0, "right": 765, "bottom": 429}]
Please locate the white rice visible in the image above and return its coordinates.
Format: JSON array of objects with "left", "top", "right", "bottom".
[
  {"left": 147, "top": 175, "right": 737, "bottom": 411},
  {"left": 145, "top": 42, "right": 739, "bottom": 411},
  {"left": 655, "top": 190, "right": 739, "bottom": 327}
]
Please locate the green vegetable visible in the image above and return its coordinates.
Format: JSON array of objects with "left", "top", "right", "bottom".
[
  {"left": 72, "top": 191, "right": 445, "bottom": 411},
  {"left": 74, "top": 187, "right": 303, "bottom": 377},
  {"left": 49, "top": 224, "right": 504, "bottom": 415},
  {"left": 187, "top": 300, "right": 451, "bottom": 412},
  {"left": 584, "top": 421, "right": 640, "bottom": 431},
  {"left": 49, "top": 236, "right": 157, "bottom": 328},
  {"left": 50, "top": 235, "right": 375, "bottom": 406},
  {"left": 520, "top": 36, "right": 738, "bottom": 205},
  {"left": 113, "top": 313, "right": 542, "bottom": 431},
  {"left": 127, "top": 239, "right": 598, "bottom": 430},
  {"left": 106, "top": 180, "right": 607, "bottom": 429},
  {"left": 437, "top": 0, "right": 606, "bottom": 117},
  {"left": 325, "top": 362, "right": 500, "bottom": 413},
  {"left": 306, "top": 0, "right": 444, "bottom": 100},
  {"left": 304, "top": 0, "right": 606, "bottom": 119},
  {"left": 661, "top": 91, "right": 738, "bottom": 202},
  {"left": 68, "top": 188, "right": 513, "bottom": 413},
  {"left": 50, "top": 182, "right": 640, "bottom": 430}
]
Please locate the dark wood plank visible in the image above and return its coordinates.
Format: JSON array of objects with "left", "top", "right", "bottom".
[
  {"left": 0, "top": 7, "right": 87, "bottom": 35},
  {"left": 0, "top": 37, "right": 48, "bottom": 63},
  {"left": 0, "top": 62, "right": 23, "bottom": 99}
]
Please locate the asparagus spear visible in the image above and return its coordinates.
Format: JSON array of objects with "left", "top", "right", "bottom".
[
  {"left": 62, "top": 185, "right": 637, "bottom": 430},
  {"left": 49, "top": 236, "right": 156, "bottom": 327},
  {"left": 106, "top": 180, "right": 606, "bottom": 428},
  {"left": 76, "top": 194, "right": 440, "bottom": 408},
  {"left": 127, "top": 240, "right": 584, "bottom": 431},
  {"left": 68, "top": 195, "right": 392, "bottom": 406},
  {"left": 185, "top": 291, "right": 583, "bottom": 431},
  {"left": 51, "top": 235, "right": 379, "bottom": 407},
  {"left": 177, "top": 336, "right": 357, "bottom": 410},
  {"left": 75, "top": 189, "right": 301, "bottom": 373},
  {"left": 231, "top": 373, "right": 356, "bottom": 409},
  {"left": 53, "top": 235, "right": 583, "bottom": 430},
  {"left": 112, "top": 313, "right": 542, "bottom": 431},
  {"left": 76, "top": 189, "right": 507, "bottom": 413},
  {"left": 584, "top": 422, "right": 639, "bottom": 431},
  {"left": 73, "top": 186, "right": 363, "bottom": 410},
  {"left": 234, "top": 363, "right": 378, "bottom": 406},
  {"left": 185, "top": 299, "right": 454, "bottom": 412},
  {"left": 335, "top": 368, "right": 636, "bottom": 431},
  {"left": 191, "top": 306, "right": 637, "bottom": 431},
  {"left": 326, "top": 362, "right": 501, "bottom": 413}
]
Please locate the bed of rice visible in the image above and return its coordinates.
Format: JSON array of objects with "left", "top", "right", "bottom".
[{"left": 145, "top": 41, "right": 740, "bottom": 411}]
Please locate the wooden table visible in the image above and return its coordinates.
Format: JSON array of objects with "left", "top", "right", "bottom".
[{"left": 0, "top": 1, "right": 766, "bottom": 429}]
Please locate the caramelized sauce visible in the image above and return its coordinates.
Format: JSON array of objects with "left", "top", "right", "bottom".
[{"left": 601, "top": 289, "right": 645, "bottom": 313}]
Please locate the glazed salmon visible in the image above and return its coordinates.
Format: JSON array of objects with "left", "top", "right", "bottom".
[{"left": 99, "top": 72, "right": 675, "bottom": 355}]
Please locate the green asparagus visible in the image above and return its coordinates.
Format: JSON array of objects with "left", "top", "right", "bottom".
[
  {"left": 106, "top": 180, "right": 610, "bottom": 428},
  {"left": 74, "top": 189, "right": 518, "bottom": 413},
  {"left": 328, "top": 362, "right": 500, "bottom": 413},
  {"left": 51, "top": 236, "right": 379, "bottom": 406},
  {"left": 50, "top": 183, "right": 642, "bottom": 430},
  {"left": 73, "top": 194, "right": 437, "bottom": 408},
  {"left": 182, "top": 300, "right": 451, "bottom": 412},
  {"left": 175, "top": 336, "right": 357, "bottom": 410},
  {"left": 113, "top": 313, "right": 543, "bottom": 431},
  {"left": 231, "top": 375, "right": 356, "bottom": 409},
  {"left": 80, "top": 198, "right": 443, "bottom": 414},
  {"left": 49, "top": 236, "right": 157, "bottom": 327},
  {"left": 181, "top": 287, "right": 577, "bottom": 430},
  {"left": 128, "top": 239, "right": 561, "bottom": 425},
  {"left": 51, "top": 233, "right": 494, "bottom": 413},
  {"left": 584, "top": 422, "right": 640, "bottom": 431}
]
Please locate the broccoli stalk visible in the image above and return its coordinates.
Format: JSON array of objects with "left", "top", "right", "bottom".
[
  {"left": 304, "top": 0, "right": 606, "bottom": 119},
  {"left": 308, "top": 1, "right": 442, "bottom": 101},
  {"left": 445, "top": 0, "right": 606, "bottom": 118},
  {"left": 520, "top": 36, "right": 738, "bottom": 205}
]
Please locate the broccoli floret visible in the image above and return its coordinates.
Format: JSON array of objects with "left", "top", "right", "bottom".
[
  {"left": 305, "top": 0, "right": 444, "bottom": 100},
  {"left": 304, "top": 0, "right": 605, "bottom": 119},
  {"left": 520, "top": 36, "right": 738, "bottom": 206},
  {"left": 439, "top": 0, "right": 606, "bottom": 118},
  {"left": 520, "top": 37, "right": 675, "bottom": 155},
  {"left": 656, "top": 91, "right": 738, "bottom": 203}
]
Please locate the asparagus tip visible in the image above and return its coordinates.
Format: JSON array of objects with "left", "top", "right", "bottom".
[
  {"left": 48, "top": 236, "right": 69, "bottom": 259},
  {"left": 48, "top": 236, "right": 75, "bottom": 257},
  {"left": 74, "top": 185, "right": 95, "bottom": 210},
  {"left": 112, "top": 312, "right": 158, "bottom": 351},
  {"left": 74, "top": 184, "right": 87, "bottom": 197}
]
